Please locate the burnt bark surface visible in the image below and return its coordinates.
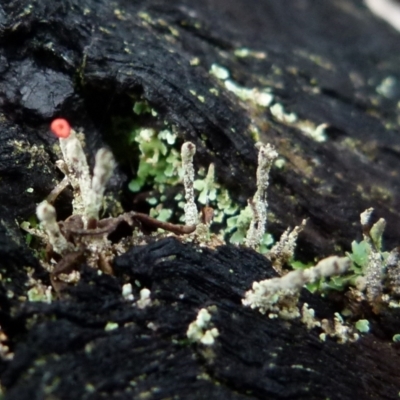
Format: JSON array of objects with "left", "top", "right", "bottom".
[{"left": 0, "top": 0, "right": 400, "bottom": 399}]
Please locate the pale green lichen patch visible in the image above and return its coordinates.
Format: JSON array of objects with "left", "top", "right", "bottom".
[
  {"left": 104, "top": 322, "right": 119, "bottom": 331},
  {"left": 190, "top": 57, "right": 200, "bottom": 66},
  {"left": 392, "top": 334, "right": 400, "bottom": 342},
  {"left": 27, "top": 286, "right": 52, "bottom": 303},
  {"left": 224, "top": 80, "right": 274, "bottom": 107},
  {"left": 209, "top": 77, "right": 329, "bottom": 143},
  {"left": 269, "top": 103, "right": 330, "bottom": 143},
  {"left": 209, "top": 63, "right": 274, "bottom": 107},
  {"left": 270, "top": 103, "right": 297, "bottom": 124},
  {"left": 234, "top": 48, "right": 267, "bottom": 59},
  {"left": 376, "top": 76, "right": 399, "bottom": 99},
  {"left": 210, "top": 63, "right": 230, "bottom": 80},
  {"left": 296, "top": 121, "right": 328, "bottom": 143},
  {"left": 11, "top": 139, "right": 53, "bottom": 172}
]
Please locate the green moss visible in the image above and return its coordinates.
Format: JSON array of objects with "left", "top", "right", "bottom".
[{"left": 128, "top": 127, "right": 181, "bottom": 193}]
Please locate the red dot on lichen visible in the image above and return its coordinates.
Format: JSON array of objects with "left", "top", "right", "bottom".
[{"left": 50, "top": 118, "right": 71, "bottom": 138}]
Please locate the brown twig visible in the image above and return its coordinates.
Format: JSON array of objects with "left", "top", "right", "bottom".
[
  {"left": 68, "top": 211, "right": 196, "bottom": 236},
  {"left": 131, "top": 212, "right": 196, "bottom": 235}
]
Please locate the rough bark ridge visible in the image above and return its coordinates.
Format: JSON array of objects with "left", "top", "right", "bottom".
[{"left": 0, "top": 0, "right": 399, "bottom": 399}]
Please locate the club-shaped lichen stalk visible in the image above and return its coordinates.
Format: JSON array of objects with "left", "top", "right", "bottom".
[
  {"left": 181, "top": 142, "right": 198, "bottom": 226},
  {"left": 246, "top": 143, "right": 278, "bottom": 248}
]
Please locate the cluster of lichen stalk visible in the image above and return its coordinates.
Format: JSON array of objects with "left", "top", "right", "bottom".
[
  {"left": 180, "top": 132, "right": 400, "bottom": 344},
  {"left": 31, "top": 119, "right": 400, "bottom": 345}
]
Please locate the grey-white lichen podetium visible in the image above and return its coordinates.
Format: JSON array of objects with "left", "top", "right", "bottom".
[
  {"left": 181, "top": 141, "right": 198, "bottom": 226},
  {"left": 180, "top": 143, "right": 224, "bottom": 248},
  {"left": 268, "top": 219, "right": 307, "bottom": 275},
  {"left": 242, "top": 256, "right": 350, "bottom": 319},
  {"left": 245, "top": 142, "right": 278, "bottom": 249}
]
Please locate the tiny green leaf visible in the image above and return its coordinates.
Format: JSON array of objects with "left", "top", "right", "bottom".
[
  {"left": 392, "top": 334, "right": 400, "bottom": 343},
  {"left": 355, "top": 319, "right": 370, "bottom": 333},
  {"left": 128, "top": 179, "right": 143, "bottom": 192},
  {"left": 348, "top": 240, "right": 370, "bottom": 268}
]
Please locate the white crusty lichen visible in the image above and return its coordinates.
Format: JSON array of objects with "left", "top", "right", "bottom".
[
  {"left": 301, "top": 308, "right": 360, "bottom": 344},
  {"left": 136, "top": 288, "right": 152, "bottom": 309},
  {"left": 224, "top": 80, "right": 274, "bottom": 107},
  {"left": 122, "top": 283, "right": 134, "bottom": 301},
  {"left": 187, "top": 308, "right": 219, "bottom": 346},
  {"left": 296, "top": 121, "right": 329, "bottom": 143},
  {"left": 242, "top": 256, "right": 350, "bottom": 319},
  {"left": 245, "top": 143, "right": 278, "bottom": 249},
  {"left": 301, "top": 303, "right": 321, "bottom": 330},
  {"left": 26, "top": 268, "right": 52, "bottom": 303},
  {"left": 210, "top": 63, "right": 230, "bottom": 80},
  {"left": 181, "top": 142, "right": 198, "bottom": 226},
  {"left": 320, "top": 313, "right": 359, "bottom": 344},
  {"left": 209, "top": 62, "right": 274, "bottom": 107},
  {"left": 270, "top": 103, "right": 297, "bottom": 124}
]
